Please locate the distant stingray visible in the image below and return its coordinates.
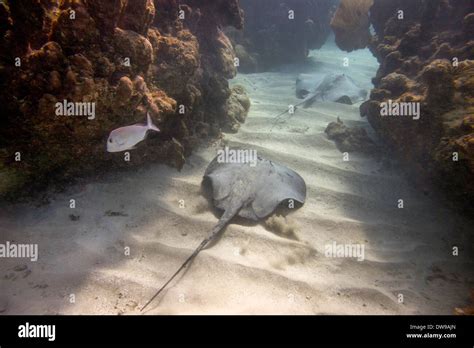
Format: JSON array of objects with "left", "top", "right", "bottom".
[
  {"left": 296, "top": 73, "right": 368, "bottom": 107},
  {"left": 271, "top": 73, "right": 368, "bottom": 130},
  {"left": 141, "top": 154, "right": 306, "bottom": 311}
]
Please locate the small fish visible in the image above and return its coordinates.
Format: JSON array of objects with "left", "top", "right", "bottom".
[{"left": 107, "top": 112, "right": 160, "bottom": 152}]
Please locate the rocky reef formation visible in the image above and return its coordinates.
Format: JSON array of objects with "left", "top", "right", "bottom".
[
  {"left": 226, "top": 0, "right": 336, "bottom": 72},
  {"left": 332, "top": 0, "right": 474, "bottom": 213},
  {"left": 0, "top": 0, "right": 249, "bottom": 198},
  {"left": 325, "top": 117, "right": 378, "bottom": 154},
  {"left": 330, "top": 0, "right": 373, "bottom": 52},
  {"left": 455, "top": 289, "right": 474, "bottom": 315}
]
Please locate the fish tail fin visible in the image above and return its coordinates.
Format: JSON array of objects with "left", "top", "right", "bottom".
[{"left": 147, "top": 112, "right": 160, "bottom": 132}]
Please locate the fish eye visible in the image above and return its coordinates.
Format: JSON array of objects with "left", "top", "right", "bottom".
[{"left": 108, "top": 138, "right": 112, "bottom": 143}]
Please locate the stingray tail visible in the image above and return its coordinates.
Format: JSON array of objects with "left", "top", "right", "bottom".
[
  {"left": 140, "top": 203, "right": 241, "bottom": 312},
  {"left": 302, "top": 92, "right": 320, "bottom": 108},
  {"left": 270, "top": 97, "right": 314, "bottom": 131}
]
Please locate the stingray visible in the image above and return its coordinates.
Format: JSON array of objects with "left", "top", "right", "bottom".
[
  {"left": 296, "top": 73, "right": 368, "bottom": 107},
  {"left": 141, "top": 154, "right": 306, "bottom": 311},
  {"left": 271, "top": 73, "right": 368, "bottom": 130}
]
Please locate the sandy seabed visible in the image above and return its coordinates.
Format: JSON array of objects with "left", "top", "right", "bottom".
[{"left": 1, "top": 42, "right": 472, "bottom": 315}]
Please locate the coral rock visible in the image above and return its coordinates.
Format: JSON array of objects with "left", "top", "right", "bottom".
[
  {"left": 116, "top": 76, "right": 134, "bottom": 104},
  {"left": 84, "top": 0, "right": 127, "bottom": 34},
  {"left": 331, "top": 0, "right": 374, "bottom": 52},
  {"left": 113, "top": 28, "right": 153, "bottom": 74},
  {"left": 362, "top": 0, "right": 474, "bottom": 214},
  {"left": 379, "top": 72, "right": 412, "bottom": 97},
  {"left": 51, "top": 2, "right": 98, "bottom": 51},
  {"left": 223, "top": 85, "right": 250, "bottom": 133},
  {"left": 325, "top": 118, "right": 377, "bottom": 153},
  {"left": 0, "top": 0, "right": 246, "bottom": 198},
  {"left": 118, "top": 0, "right": 155, "bottom": 35},
  {"left": 234, "top": 44, "right": 258, "bottom": 73}
]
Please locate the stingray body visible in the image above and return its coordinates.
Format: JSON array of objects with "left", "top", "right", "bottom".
[
  {"left": 204, "top": 155, "right": 306, "bottom": 221},
  {"left": 296, "top": 73, "right": 368, "bottom": 107},
  {"left": 295, "top": 73, "right": 326, "bottom": 99},
  {"left": 141, "top": 154, "right": 306, "bottom": 311}
]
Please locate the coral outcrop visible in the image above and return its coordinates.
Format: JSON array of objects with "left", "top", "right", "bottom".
[
  {"left": 455, "top": 290, "right": 474, "bottom": 315},
  {"left": 330, "top": 0, "right": 374, "bottom": 52},
  {"left": 224, "top": 85, "right": 251, "bottom": 133},
  {"left": 325, "top": 117, "right": 378, "bottom": 153},
  {"left": 0, "top": 0, "right": 248, "bottom": 198},
  {"left": 332, "top": 0, "right": 474, "bottom": 213}
]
